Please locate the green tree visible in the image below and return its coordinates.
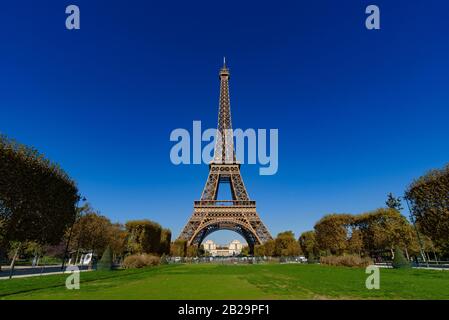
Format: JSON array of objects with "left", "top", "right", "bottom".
[
  {"left": 98, "top": 246, "right": 113, "bottom": 271},
  {"left": 314, "top": 214, "right": 353, "bottom": 255},
  {"left": 347, "top": 229, "right": 364, "bottom": 256},
  {"left": 405, "top": 163, "right": 449, "bottom": 255},
  {"left": 263, "top": 239, "right": 276, "bottom": 256},
  {"left": 70, "top": 211, "right": 112, "bottom": 257},
  {"left": 170, "top": 239, "right": 187, "bottom": 257},
  {"left": 108, "top": 223, "right": 128, "bottom": 262},
  {"left": 392, "top": 246, "right": 411, "bottom": 269},
  {"left": 0, "top": 135, "right": 79, "bottom": 273},
  {"left": 186, "top": 245, "right": 199, "bottom": 257},
  {"left": 254, "top": 244, "right": 265, "bottom": 257},
  {"left": 158, "top": 228, "right": 172, "bottom": 255},
  {"left": 355, "top": 208, "right": 415, "bottom": 259},
  {"left": 160, "top": 253, "right": 169, "bottom": 265},
  {"left": 240, "top": 246, "right": 250, "bottom": 256},
  {"left": 298, "top": 231, "right": 319, "bottom": 259},
  {"left": 386, "top": 193, "right": 403, "bottom": 211},
  {"left": 274, "top": 231, "right": 301, "bottom": 257}
]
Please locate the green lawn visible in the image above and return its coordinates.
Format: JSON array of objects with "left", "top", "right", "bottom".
[{"left": 1, "top": 264, "right": 449, "bottom": 300}]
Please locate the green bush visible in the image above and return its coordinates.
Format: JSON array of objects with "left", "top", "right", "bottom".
[
  {"left": 122, "top": 254, "right": 160, "bottom": 269},
  {"left": 160, "top": 253, "right": 169, "bottom": 265},
  {"left": 320, "top": 255, "right": 373, "bottom": 268},
  {"left": 392, "top": 246, "right": 411, "bottom": 269},
  {"left": 97, "top": 246, "right": 113, "bottom": 271}
]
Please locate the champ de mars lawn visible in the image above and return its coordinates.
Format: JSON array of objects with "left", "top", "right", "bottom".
[{"left": 1, "top": 264, "right": 449, "bottom": 300}]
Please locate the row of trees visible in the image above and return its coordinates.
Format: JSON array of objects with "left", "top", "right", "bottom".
[
  {"left": 169, "top": 231, "right": 302, "bottom": 258},
  {"left": 298, "top": 206, "right": 440, "bottom": 261},
  {"left": 300, "top": 208, "right": 420, "bottom": 260},
  {"left": 295, "top": 162, "right": 449, "bottom": 261},
  {"left": 69, "top": 204, "right": 171, "bottom": 264}
]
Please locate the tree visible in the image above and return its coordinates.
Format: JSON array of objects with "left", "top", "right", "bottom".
[
  {"left": 314, "top": 214, "right": 353, "bottom": 255},
  {"left": 346, "top": 229, "right": 363, "bottom": 256},
  {"left": 97, "top": 246, "right": 113, "bottom": 271},
  {"left": 298, "top": 231, "right": 319, "bottom": 259},
  {"left": 160, "top": 253, "right": 169, "bottom": 265},
  {"left": 70, "top": 210, "right": 112, "bottom": 257},
  {"left": 0, "top": 218, "right": 7, "bottom": 270},
  {"left": 263, "top": 239, "right": 276, "bottom": 256},
  {"left": 108, "top": 223, "right": 128, "bottom": 262},
  {"left": 240, "top": 246, "right": 250, "bottom": 256},
  {"left": 0, "top": 135, "right": 79, "bottom": 273},
  {"left": 355, "top": 208, "right": 415, "bottom": 259},
  {"left": 274, "top": 231, "right": 301, "bottom": 257},
  {"left": 158, "top": 228, "right": 172, "bottom": 255},
  {"left": 23, "top": 241, "right": 44, "bottom": 265},
  {"left": 405, "top": 163, "right": 449, "bottom": 255},
  {"left": 125, "top": 220, "right": 162, "bottom": 254},
  {"left": 392, "top": 246, "right": 411, "bottom": 269},
  {"left": 170, "top": 239, "right": 187, "bottom": 257},
  {"left": 186, "top": 245, "right": 199, "bottom": 257},
  {"left": 386, "top": 193, "right": 403, "bottom": 211},
  {"left": 254, "top": 245, "right": 265, "bottom": 257}
]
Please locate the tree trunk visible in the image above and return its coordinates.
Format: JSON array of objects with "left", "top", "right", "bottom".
[
  {"left": 9, "top": 244, "right": 21, "bottom": 279},
  {"left": 433, "top": 251, "right": 439, "bottom": 264},
  {"left": 75, "top": 249, "right": 80, "bottom": 265},
  {"left": 404, "top": 248, "right": 410, "bottom": 261},
  {"left": 390, "top": 248, "right": 394, "bottom": 259}
]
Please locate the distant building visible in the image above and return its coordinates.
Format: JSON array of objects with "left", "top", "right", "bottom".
[
  {"left": 203, "top": 240, "right": 217, "bottom": 252},
  {"left": 203, "top": 239, "right": 246, "bottom": 257}
]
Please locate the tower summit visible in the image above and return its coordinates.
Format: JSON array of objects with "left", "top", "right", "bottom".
[
  {"left": 214, "top": 57, "right": 235, "bottom": 164},
  {"left": 177, "top": 60, "right": 272, "bottom": 252}
]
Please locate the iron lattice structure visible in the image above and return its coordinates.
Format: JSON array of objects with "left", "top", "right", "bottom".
[{"left": 177, "top": 61, "right": 272, "bottom": 252}]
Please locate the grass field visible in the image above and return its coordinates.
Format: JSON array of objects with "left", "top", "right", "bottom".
[{"left": 1, "top": 264, "right": 449, "bottom": 300}]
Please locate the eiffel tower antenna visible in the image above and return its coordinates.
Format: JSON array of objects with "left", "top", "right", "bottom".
[{"left": 177, "top": 63, "right": 272, "bottom": 252}]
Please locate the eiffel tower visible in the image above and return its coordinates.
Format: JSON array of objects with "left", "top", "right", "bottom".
[{"left": 177, "top": 59, "right": 272, "bottom": 252}]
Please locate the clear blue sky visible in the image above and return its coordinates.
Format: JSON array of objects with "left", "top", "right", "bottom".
[{"left": 1, "top": 1, "right": 448, "bottom": 245}]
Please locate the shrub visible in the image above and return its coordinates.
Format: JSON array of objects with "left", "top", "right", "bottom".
[
  {"left": 122, "top": 254, "right": 160, "bottom": 269},
  {"left": 392, "top": 246, "right": 411, "bottom": 269},
  {"left": 160, "top": 253, "right": 169, "bottom": 265},
  {"left": 320, "top": 255, "right": 373, "bottom": 268},
  {"left": 97, "top": 246, "right": 113, "bottom": 271}
]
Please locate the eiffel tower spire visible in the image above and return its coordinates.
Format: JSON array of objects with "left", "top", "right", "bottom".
[
  {"left": 214, "top": 58, "right": 235, "bottom": 163},
  {"left": 177, "top": 61, "right": 272, "bottom": 252}
]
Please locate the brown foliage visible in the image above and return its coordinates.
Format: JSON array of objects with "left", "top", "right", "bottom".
[
  {"left": 122, "top": 254, "right": 160, "bottom": 269},
  {"left": 70, "top": 209, "right": 112, "bottom": 255},
  {"left": 170, "top": 239, "right": 187, "bottom": 257},
  {"left": 158, "top": 228, "right": 172, "bottom": 255},
  {"left": 355, "top": 208, "right": 415, "bottom": 256},
  {"left": 314, "top": 214, "right": 353, "bottom": 255},
  {"left": 299, "top": 230, "right": 319, "bottom": 259},
  {"left": 125, "top": 220, "right": 162, "bottom": 254},
  {"left": 274, "top": 231, "right": 302, "bottom": 257},
  {"left": 406, "top": 163, "right": 449, "bottom": 252},
  {"left": 320, "top": 255, "right": 373, "bottom": 268}
]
